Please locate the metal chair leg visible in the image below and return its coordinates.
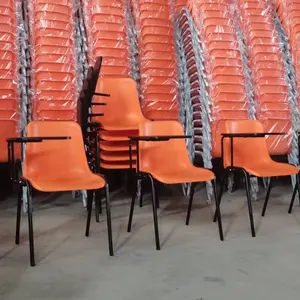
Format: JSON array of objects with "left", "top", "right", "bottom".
[
  {"left": 15, "top": 183, "right": 22, "bottom": 245},
  {"left": 243, "top": 170, "right": 256, "bottom": 237},
  {"left": 85, "top": 190, "right": 93, "bottom": 237},
  {"left": 213, "top": 179, "right": 224, "bottom": 241},
  {"left": 95, "top": 190, "right": 102, "bottom": 223},
  {"left": 127, "top": 176, "right": 137, "bottom": 232},
  {"left": 148, "top": 174, "right": 160, "bottom": 250},
  {"left": 288, "top": 175, "right": 300, "bottom": 214},
  {"left": 185, "top": 182, "right": 195, "bottom": 225},
  {"left": 262, "top": 177, "right": 272, "bottom": 217},
  {"left": 105, "top": 184, "right": 114, "bottom": 256},
  {"left": 213, "top": 172, "right": 226, "bottom": 223},
  {"left": 27, "top": 186, "right": 35, "bottom": 267},
  {"left": 155, "top": 181, "right": 160, "bottom": 209},
  {"left": 138, "top": 179, "right": 143, "bottom": 208}
]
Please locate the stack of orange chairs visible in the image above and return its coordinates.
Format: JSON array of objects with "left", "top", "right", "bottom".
[
  {"left": 188, "top": 0, "right": 249, "bottom": 158},
  {"left": 0, "top": 0, "right": 20, "bottom": 162},
  {"left": 132, "top": 0, "right": 179, "bottom": 120},
  {"left": 29, "top": 0, "right": 77, "bottom": 121},
  {"left": 83, "top": 1, "right": 136, "bottom": 170},
  {"left": 83, "top": 0, "right": 131, "bottom": 77},
  {"left": 238, "top": 0, "right": 291, "bottom": 155},
  {"left": 275, "top": 0, "right": 300, "bottom": 105}
]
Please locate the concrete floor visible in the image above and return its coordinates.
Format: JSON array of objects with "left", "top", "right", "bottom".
[{"left": 1, "top": 183, "right": 300, "bottom": 300}]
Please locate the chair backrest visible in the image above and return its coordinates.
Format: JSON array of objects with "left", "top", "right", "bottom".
[
  {"left": 23, "top": 121, "right": 91, "bottom": 181},
  {"left": 223, "top": 120, "right": 272, "bottom": 169},
  {"left": 92, "top": 77, "right": 145, "bottom": 126},
  {"left": 138, "top": 120, "right": 192, "bottom": 173}
]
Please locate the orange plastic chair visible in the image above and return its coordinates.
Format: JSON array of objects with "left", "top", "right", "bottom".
[
  {"left": 127, "top": 120, "right": 224, "bottom": 250},
  {"left": 7, "top": 121, "right": 113, "bottom": 266},
  {"left": 92, "top": 77, "right": 147, "bottom": 130},
  {"left": 216, "top": 120, "right": 299, "bottom": 237}
]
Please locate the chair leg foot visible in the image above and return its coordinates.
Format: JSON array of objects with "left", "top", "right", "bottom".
[
  {"left": 149, "top": 175, "right": 160, "bottom": 250},
  {"left": 85, "top": 190, "right": 93, "bottom": 237},
  {"left": 185, "top": 183, "right": 195, "bottom": 225},
  {"left": 105, "top": 184, "right": 114, "bottom": 256}
]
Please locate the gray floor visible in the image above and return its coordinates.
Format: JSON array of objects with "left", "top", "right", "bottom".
[{"left": 1, "top": 183, "right": 300, "bottom": 300}]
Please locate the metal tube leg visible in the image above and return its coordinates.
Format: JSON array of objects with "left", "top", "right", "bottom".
[
  {"left": 85, "top": 190, "right": 93, "bottom": 237},
  {"left": 95, "top": 190, "right": 101, "bottom": 223},
  {"left": 15, "top": 183, "right": 22, "bottom": 245},
  {"left": 262, "top": 177, "right": 272, "bottom": 217},
  {"left": 288, "top": 175, "right": 300, "bottom": 214},
  {"left": 138, "top": 180, "right": 143, "bottom": 208},
  {"left": 243, "top": 171, "right": 256, "bottom": 237},
  {"left": 127, "top": 176, "right": 137, "bottom": 232},
  {"left": 185, "top": 182, "right": 195, "bottom": 225},
  {"left": 155, "top": 181, "right": 160, "bottom": 209},
  {"left": 105, "top": 184, "right": 114, "bottom": 256},
  {"left": 213, "top": 179, "right": 224, "bottom": 241},
  {"left": 213, "top": 173, "right": 226, "bottom": 223},
  {"left": 148, "top": 175, "right": 160, "bottom": 250},
  {"left": 27, "top": 186, "right": 35, "bottom": 267}
]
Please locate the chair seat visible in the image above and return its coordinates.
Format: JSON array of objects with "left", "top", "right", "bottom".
[
  {"left": 244, "top": 162, "right": 298, "bottom": 178},
  {"left": 25, "top": 173, "right": 106, "bottom": 192},
  {"left": 150, "top": 166, "right": 215, "bottom": 184}
]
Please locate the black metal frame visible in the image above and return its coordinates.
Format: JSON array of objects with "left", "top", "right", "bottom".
[
  {"left": 7, "top": 134, "right": 113, "bottom": 266},
  {"left": 127, "top": 135, "right": 224, "bottom": 250},
  {"left": 215, "top": 132, "right": 300, "bottom": 238}
]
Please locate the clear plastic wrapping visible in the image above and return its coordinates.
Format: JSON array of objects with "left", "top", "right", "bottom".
[
  {"left": 187, "top": 0, "right": 249, "bottom": 158},
  {"left": 236, "top": 0, "right": 293, "bottom": 156},
  {"left": 83, "top": 0, "right": 131, "bottom": 77},
  {"left": 0, "top": 0, "right": 22, "bottom": 161},
  {"left": 28, "top": 0, "right": 78, "bottom": 121},
  {"left": 132, "top": 0, "right": 179, "bottom": 120}
]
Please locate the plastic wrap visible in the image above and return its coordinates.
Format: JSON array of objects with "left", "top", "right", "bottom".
[
  {"left": 272, "top": 4, "right": 299, "bottom": 176},
  {"left": 178, "top": 7, "right": 214, "bottom": 198},
  {"left": 0, "top": 0, "right": 22, "bottom": 161},
  {"left": 187, "top": 0, "right": 249, "bottom": 159},
  {"left": 28, "top": 0, "right": 78, "bottom": 121},
  {"left": 236, "top": 0, "right": 293, "bottom": 156},
  {"left": 132, "top": 0, "right": 179, "bottom": 120},
  {"left": 275, "top": 0, "right": 300, "bottom": 136},
  {"left": 83, "top": 0, "right": 131, "bottom": 77}
]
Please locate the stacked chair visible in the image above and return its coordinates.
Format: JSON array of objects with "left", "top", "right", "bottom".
[
  {"left": 0, "top": 0, "right": 20, "bottom": 162},
  {"left": 275, "top": 0, "right": 300, "bottom": 104},
  {"left": 237, "top": 0, "right": 291, "bottom": 155},
  {"left": 132, "top": 0, "right": 179, "bottom": 120},
  {"left": 29, "top": 0, "right": 78, "bottom": 121},
  {"left": 91, "top": 76, "right": 147, "bottom": 170},
  {"left": 188, "top": 0, "right": 249, "bottom": 158},
  {"left": 83, "top": 0, "right": 135, "bottom": 170},
  {"left": 178, "top": 8, "right": 205, "bottom": 160},
  {"left": 83, "top": 0, "right": 131, "bottom": 76}
]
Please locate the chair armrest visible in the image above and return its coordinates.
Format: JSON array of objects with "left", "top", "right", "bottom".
[
  {"left": 129, "top": 135, "right": 192, "bottom": 142},
  {"left": 7, "top": 136, "right": 71, "bottom": 143},
  {"left": 221, "top": 132, "right": 287, "bottom": 138},
  {"left": 128, "top": 135, "right": 192, "bottom": 171},
  {"left": 6, "top": 136, "right": 71, "bottom": 183},
  {"left": 221, "top": 132, "right": 287, "bottom": 169}
]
